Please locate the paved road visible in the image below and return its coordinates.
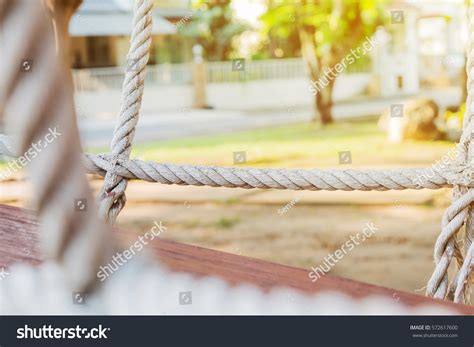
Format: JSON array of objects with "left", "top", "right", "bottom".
[
  {"left": 78, "top": 107, "right": 310, "bottom": 148},
  {"left": 77, "top": 88, "right": 461, "bottom": 148}
]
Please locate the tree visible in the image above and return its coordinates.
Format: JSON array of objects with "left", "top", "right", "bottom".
[
  {"left": 178, "top": 0, "right": 248, "bottom": 62},
  {"left": 262, "top": 0, "right": 388, "bottom": 124}
]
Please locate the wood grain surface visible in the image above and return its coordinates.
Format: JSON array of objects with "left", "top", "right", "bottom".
[{"left": 0, "top": 204, "right": 472, "bottom": 314}]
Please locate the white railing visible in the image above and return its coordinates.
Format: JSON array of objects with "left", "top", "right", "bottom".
[
  {"left": 72, "top": 58, "right": 371, "bottom": 91},
  {"left": 72, "top": 63, "right": 192, "bottom": 91},
  {"left": 206, "top": 58, "right": 308, "bottom": 83}
]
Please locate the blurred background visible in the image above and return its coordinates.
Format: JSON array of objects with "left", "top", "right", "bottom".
[{"left": 1, "top": 0, "right": 471, "bottom": 295}]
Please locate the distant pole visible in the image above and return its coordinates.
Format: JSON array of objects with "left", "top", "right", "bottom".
[{"left": 192, "top": 44, "right": 207, "bottom": 108}]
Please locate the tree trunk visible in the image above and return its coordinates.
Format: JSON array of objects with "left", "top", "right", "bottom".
[
  {"left": 314, "top": 76, "right": 335, "bottom": 124},
  {"left": 298, "top": 27, "right": 336, "bottom": 124}
]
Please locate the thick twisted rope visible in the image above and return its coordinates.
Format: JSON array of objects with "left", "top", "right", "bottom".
[
  {"left": 83, "top": 154, "right": 452, "bottom": 190},
  {"left": 0, "top": 260, "right": 455, "bottom": 315},
  {"left": 97, "top": 0, "right": 153, "bottom": 224},
  {"left": 454, "top": 243, "right": 474, "bottom": 302},
  {"left": 426, "top": 2, "right": 474, "bottom": 304},
  {"left": 0, "top": 0, "right": 473, "bottom": 307},
  {"left": 0, "top": 134, "right": 462, "bottom": 190},
  {"left": 0, "top": 0, "right": 110, "bottom": 291},
  {"left": 0, "top": 133, "right": 461, "bottom": 190},
  {"left": 454, "top": 2, "right": 474, "bottom": 302},
  {"left": 0, "top": 135, "right": 15, "bottom": 158}
]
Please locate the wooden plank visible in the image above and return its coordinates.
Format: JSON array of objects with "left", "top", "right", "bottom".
[{"left": 0, "top": 203, "right": 473, "bottom": 314}]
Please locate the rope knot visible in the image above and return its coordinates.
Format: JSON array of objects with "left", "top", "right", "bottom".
[
  {"left": 441, "top": 137, "right": 474, "bottom": 187},
  {"left": 97, "top": 154, "right": 129, "bottom": 223},
  {"left": 427, "top": 109, "right": 474, "bottom": 303},
  {"left": 107, "top": 155, "right": 120, "bottom": 175},
  {"left": 444, "top": 161, "right": 474, "bottom": 187}
]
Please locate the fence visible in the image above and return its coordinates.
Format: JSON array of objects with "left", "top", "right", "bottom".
[
  {"left": 72, "top": 57, "right": 372, "bottom": 92},
  {"left": 72, "top": 62, "right": 192, "bottom": 91},
  {"left": 206, "top": 58, "right": 307, "bottom": 83}
]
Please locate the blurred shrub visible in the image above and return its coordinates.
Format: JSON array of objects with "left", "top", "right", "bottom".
[
  {"left": 444, "top": 103, "right": 465, "bottom": 128},
  {"left": 444, "top": 103, "right": 464, "bottom": 141},
  {"left": 379, "top": 97, "right": 443, "bottom": 141}
]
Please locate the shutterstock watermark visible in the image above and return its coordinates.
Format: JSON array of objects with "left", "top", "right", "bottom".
[
  {"left": 17, "top": 325, "right": 110, "bottom": 340},
  {"left": 412, "top": 144, "right": 462, "bottom": 188},
  {"left": 97, "top": 221, "right": 166, "bottom": 281},
  {"left": 175, "top": 8, "right": 198, "bottom": 28},
  {"left": 308, "top": 222, "right": 378, "bottom": 282},
  {"left": 308, "top": 35, "right": 378, "bottom": 96},
  {"left": 277, "top": 192, "right": 304, "bottom": 216},
  {"left": 0, "top": 127, "right": 61, "bottom": 180}
]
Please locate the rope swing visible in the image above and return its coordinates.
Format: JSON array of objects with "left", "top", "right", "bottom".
[{"left": 0, "top": 0, "right": 472, "bottom": 313}]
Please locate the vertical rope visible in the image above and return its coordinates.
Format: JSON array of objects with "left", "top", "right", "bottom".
[
  {"left": 454, "top": 242, "right": 474, "bottom": 302},
  {"left": 0, "top": 0, "right": 110, "bottom": 291},
  {"left": 97, "top": 0, "right": 153, "bottom": 224},
  {"left": 456, "top": 0, "right": 474, "bottom": 303},
  {"left": 426, "top": 1, "right": 474, "bottom": 303},
  {"left": 448, "top": 1, "right": 474, "bottom": 303}
]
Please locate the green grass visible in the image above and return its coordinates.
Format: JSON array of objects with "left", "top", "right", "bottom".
[
  {"left": 214, "top": 216, "right": 241, "bottom": 229},
  {"left": 124, "top": 119, "right": 454, "bottom": 169}
]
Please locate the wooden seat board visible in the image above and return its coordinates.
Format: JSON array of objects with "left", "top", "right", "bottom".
[{"left": 0, "top": 204, "right": 472, "bottom": 314}]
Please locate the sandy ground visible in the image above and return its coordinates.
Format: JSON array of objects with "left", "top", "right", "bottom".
[
  {"left": 116, "top": 201, "right": 446, "bottom": 294},
  {"left": 2, "top": 178, "right": 463, "bottom": 296}
]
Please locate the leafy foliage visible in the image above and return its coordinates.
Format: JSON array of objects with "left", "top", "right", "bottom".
[
  {"left": 261, "top": 0, "right": 390, "bottom": 123},
  {"left": 262, "top": 0, "right": 388, "bottom": 62},
  {"left": 178, "top": 0, "right": 249, "bottom": 61}
]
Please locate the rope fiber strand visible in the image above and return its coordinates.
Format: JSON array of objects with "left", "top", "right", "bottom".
[
  {"left": 0, "top": 0, "right": 110, "bottom": 292},
  {"left": 82, "top": 154, "right": 451, "bottom": 191},
  {"left": 0, "top": 134, "right": 456, "bottom": 190},
  {"left": 96, "top": 0, "right": 153, "bottom": 224},
  {"left": 426, "top": 1, "right": 474, "bottom": 304},
  {"left": 0, "top": 0, "right": 472, "bottom": 308}
]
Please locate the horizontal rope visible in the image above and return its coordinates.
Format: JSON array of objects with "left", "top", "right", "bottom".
[
  {"left": 0, "top": 135, "right": 458, "bottom": 191},
  {"left": 82, "top": 154, "right": 451, "bottom": 191}
]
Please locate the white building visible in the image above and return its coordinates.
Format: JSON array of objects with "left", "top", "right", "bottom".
[{"left": 376, "top": 0, "right": 467, "bottom": 97}]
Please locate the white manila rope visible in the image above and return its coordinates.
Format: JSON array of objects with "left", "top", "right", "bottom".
[
  {"left": 426, "top": 1, "right": 474, "bottom": 304},
  {"left": 96, "top": 0, "right": 153, "bottom": 224},
  {"left": 0, "top": 134, "right": 457, "bottom": 191},
  {"left": 0, "top": 0, "right": 472, "bottom": 312},
  {"left": 0, "top": 260, "right": 455, "bottom": 315},
  {"left": 0, "top": 0, "right": 110, "bottom": 292}
]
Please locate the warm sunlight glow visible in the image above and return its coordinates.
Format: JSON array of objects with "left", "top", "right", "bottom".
[{"left": 231, "top": 0, "right": 266, "bottom": 25}]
